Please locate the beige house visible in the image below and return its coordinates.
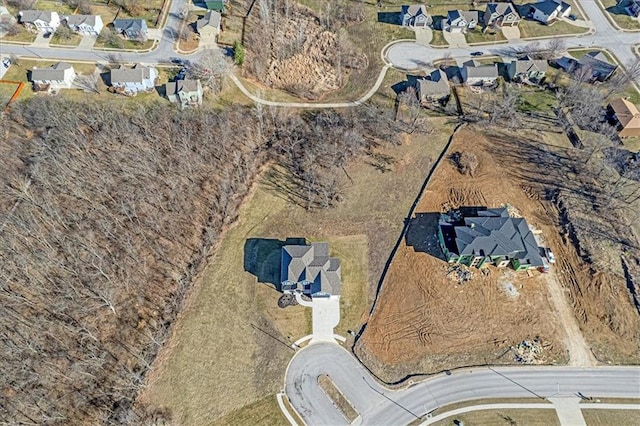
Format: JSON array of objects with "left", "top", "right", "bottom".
[
  {"left": 196, "top": 10, "right": 221, "bottom": 43},
  {"left": 608, "top": 98, "right": 640, "bottom": 139},
  {"left": 484, "top": 2, "right": 521, "bottom": 27}
]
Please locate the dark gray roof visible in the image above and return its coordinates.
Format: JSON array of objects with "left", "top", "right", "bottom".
[
  {"left": 196, "top": 10, "right": 221, "bottom": 30},
  {"left": 531, "top": 0, "right": 560, "bottom": 16},
  {"left": 441, "top": 207, "right": 544, "bottom": 267},
  {"left": 461, "top": 10, "right": 480, "bottom": 22},
  {"left": 31, "top": 62, "right": 73, "bottom": 81},
  {"left": 65, "top": 15, "right": 99, "bottom": 27},
  {"left": 280, "top": 242, "right": 342, "bottom": 296},
  {"left": 447, "top": 10, "right": 461, "bottom": 21},
  {"left": 113, "top": 18, "right": 147, "bottom": 32},
  {"left": 19, "top": 10, "right": 56, "bottom": 23},
  {"left": 578, "top": 51, "right": 617, "bottom": 79}
]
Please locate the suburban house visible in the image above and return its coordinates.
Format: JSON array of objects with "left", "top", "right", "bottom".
[
  {"left": 461, "top": 61, "right": 499, "bottom": 86},
  {"left": 196, "top": 10, "right": 221, "bottom": 42},
  {"left": 165, "top": 79, "right": 203, "bottom": 108},
  {"left": 280, "top": 242, "right": 341, "bottom": 299},
  {"left": 30, "top": 62, "right": 76, "bottom": 90},
  {"left": 400, "top": 4, "right": 433, "bottom": 27},
  {"left": 109, "top": 64, "right": 157, "bottom": 94},
  {"left": 444, "top": 10, "right": 479, "bottom": 32},
  {"left": 63, "top": 14, "right": 103, "bottom": 36},
  {"left": 416, "top": 69, "right": 450, "bottom": 104},
  {"left": 619, "top": 0, "right": 640, "bottom": 17},
  {"left": 483, "top": 2, "right": 521, "bottom": 27},
  {"left": 204, "top": 0, "right": 226, "bottom": 12},
  {"left": 18, "top": 10, "right": 60, "bottom": 33},
  {"left": 508, "top": 57, "right": 548, "bottom": 82},
  {"left": 438, "top": 207, "right": 545, "bottom": 271},
  {"left": 554, "top": 51, "right": 617, "bottom": 82},
  {"left": 608, "top": 98, "right": 640, "bottom": 138},
  {"left": 530, "top": 0, "right": 571, "bottom": 24},
  {"left": 578, "top": 51, "right": 617, "bottom": 81},
  {"left": 112, "top": 18, "right": 148, "bottom": 40}
]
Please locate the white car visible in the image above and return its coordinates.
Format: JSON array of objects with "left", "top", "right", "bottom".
[{"left": 545, "top": 247, "right": 556, "bottom": 264}]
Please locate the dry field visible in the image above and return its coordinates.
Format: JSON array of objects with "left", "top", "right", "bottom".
[
  {"left": 139, "top": 119, "right": 456, "bottom": 423},
  {"left": 355, "top": 126, "right": 640, "bottom": 382}
]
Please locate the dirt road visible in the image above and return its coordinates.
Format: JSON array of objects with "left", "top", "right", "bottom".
[{"left": 545, "top": 270, "right": 597, "bottom": 367}]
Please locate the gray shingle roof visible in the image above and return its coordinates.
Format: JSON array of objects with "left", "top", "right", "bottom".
[
  {"left": 464, "top": 64, "right": 499, "bottom": 79},
  {"left": 110, "top": 64, "right": 152, "bottom": 83},
  {"left": 19, "top": 10, "right": 55, "bottom": 23},
  {"left": 196, "top": 10, "right": 221, "bottom": 30},
  {"left": 113, "top": 18, "right": 147, "bottom": 32},
  {"left": 166, "top": 79, "right": 201, "bottom": 94},
  {"left": 417, "top": 69, "right": 450, "bottom": 98},
  {"left": 511, "top": 58, "right": 548, "bottom": 74},
  {"left": 442, "top": 207, "right": 544, "bottom": 267},
  {"left": 31, "top": 62, "right": 73, "bottom": 81},
  {"left": 281, "top": 242, "right": 341, "bottom": 296},
  {"left": 487, "top": 2, "right": 519, "bottom": 16},
  {"left": 65, "top": 15, "right": 98, "bottom": 27}
]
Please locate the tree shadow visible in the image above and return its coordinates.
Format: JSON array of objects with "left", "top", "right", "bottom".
[
  {"left": 377, "top": 12, "right": 401, "bottom": 24},
  {"left": 405, "top": 212, "right": 447, "bottom": 260},
  {"left": 243, "top": 237, "right": 306, "bottom": 290}
]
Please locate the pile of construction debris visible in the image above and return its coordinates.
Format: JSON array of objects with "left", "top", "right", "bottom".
[
  {"left": 513, "top": 339, "right": 545, "bottom": 364},
  {"left": 447, "top": 264, "right": 473, "bottom": 284}
]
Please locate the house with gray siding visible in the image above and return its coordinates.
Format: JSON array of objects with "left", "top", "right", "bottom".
[{"left": 110, "top": 64, "right": 157, "bottom": 94}]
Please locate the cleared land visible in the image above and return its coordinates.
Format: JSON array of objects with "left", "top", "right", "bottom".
[
  {"left": 140, "top": 118, "right": 456, "bottom": 423},
  {"left": 355, "top": 122, "right": 640, "bottom": 381}
]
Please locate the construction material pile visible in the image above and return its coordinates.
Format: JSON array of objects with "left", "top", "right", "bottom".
[
  {"left": 513, "top": 339, "right": 544, "bottom": 364},
  {"left": 447, "top": 264, "right": 474, "bottom": 284}
]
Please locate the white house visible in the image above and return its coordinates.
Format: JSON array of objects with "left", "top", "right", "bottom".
[
  {"left": 19, "top": 10, "right": 60, "bottom": 33},
  {"left": 461, "top": 62, "right": 499, "bottom": 86},
  {"left": 444, "top": 10, "right": 479, "bottom": 32},
  {"left": 31, "top": 62, "right": 76, "bottom": 89},
  {"left": 110, "top": 64, "right": 157, "bottom": 94},
  {"left": 530, "top": 0, "right": 571, "bottom": 24},
  {"left": 64, "top": 15, "right": 103, "bottom": 36}
]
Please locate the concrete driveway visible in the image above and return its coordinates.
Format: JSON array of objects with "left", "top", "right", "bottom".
[
  {"left": 414, "top": 27, "right": 433, "bottom": 46},
  {"left": 77, "top": 35, "right": 97, "bottom": 50},
  {"left": 501, "top": 25, "right": 521, "bottom": 40},
  {"left": 32, "top": 32, "right": 52, "bottom": 47},
  {"left": 294, "top": 294, "right": 342, "bottom": 344},
  {"left": 442, "top": 30, "right": 468, "bottom": 47}
]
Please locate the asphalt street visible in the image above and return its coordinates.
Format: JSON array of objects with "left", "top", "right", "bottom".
[{"left": 286, "top": 343, "right": 640, "bottom": 425}]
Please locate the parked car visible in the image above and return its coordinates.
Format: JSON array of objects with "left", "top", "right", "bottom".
[
  {"left": 545, "top": 247, "right": 556, "bottom": 264},
  {"left": 470, "top": 51, "right": 484, "bottom": 57},
  {"left": 43, "top": 32, "right": 52, "bottom": 38},
  {"left": 539, "top": 258, "right": 550, "bottom": 273},
  {"left": 2, "top": 58, "right": 10, "bottom": 68},
  {"left": 569, "top": 14, "right": 577, "bottom": 21}
]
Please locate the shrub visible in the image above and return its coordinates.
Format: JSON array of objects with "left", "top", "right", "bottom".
[{"left": 233, "top": 40, "right": 245, "bottom": 66}]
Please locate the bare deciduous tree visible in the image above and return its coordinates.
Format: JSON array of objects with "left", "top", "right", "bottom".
[{"left": 186, "top": 48, "right": 230, "bottom": 94}]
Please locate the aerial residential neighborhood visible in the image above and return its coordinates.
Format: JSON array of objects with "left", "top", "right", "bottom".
[{"left": 1, "top": 0, "right": 639, "bottom": 425}]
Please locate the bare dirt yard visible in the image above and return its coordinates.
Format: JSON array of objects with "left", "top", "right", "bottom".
[
  {"left": 139, "top": 118, "right": 455, "bottom": 424},
  {"left": 355, "top": 126, "right": 640, "bottom": 382}
]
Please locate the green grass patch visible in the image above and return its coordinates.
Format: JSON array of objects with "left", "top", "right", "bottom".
[
  {"left": 94, "top": 36, "right": 154, "bottom": 50},
  {"left": 431, "top": 407, "right": 560, "bottom": 426},
  {"left": 519, "top": 88, "right": 558, "bottom": 115},
  {"left": 600, "top": 0, "right": 640, "bottom": 31},
  {"left": 429, "top": 30, "right": 448, "bottom": 47}
]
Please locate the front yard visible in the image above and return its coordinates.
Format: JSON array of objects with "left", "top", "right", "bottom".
[
  {"left": 1, "top": 25, "right": 37, "bottom": 43},
  {"left": 518, "top": 18, "right": 588, "bottom": 38},
  {"left": 50, "top": 31, "right": 82, "bottom": 46}
]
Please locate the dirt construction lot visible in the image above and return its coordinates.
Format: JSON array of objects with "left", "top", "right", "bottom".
[{"left": 355, "top": 127, "right": 640, "bottom": 382}]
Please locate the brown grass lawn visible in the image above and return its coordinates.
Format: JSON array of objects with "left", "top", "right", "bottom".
[
  {"left": 140, "top": 118, "right": 456, "bottom": 424},
  {"left": 50, "top": 32, "right": 83, "bottom": 46},
  {"left": 89, "top": 5, "right": 119, "bottom": 24},
  {"left": 431, "top": 408, "right": 560, "bottom": 426},
  {"left": 582, "top": 409, "right": 640, "bottom": 426},
  {"left": 518, "top": 18, "right": 588, "bottom": 39},
  {"left": 34, "top": 0, "right": 75, "bottom": 15},
  {"left": 1, "top": 25, "right": 37, "bottom": 43}
]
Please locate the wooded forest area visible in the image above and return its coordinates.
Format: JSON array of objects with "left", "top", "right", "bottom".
[{"left": 0, "top": 97, "right": 401, "bottom": 424}]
